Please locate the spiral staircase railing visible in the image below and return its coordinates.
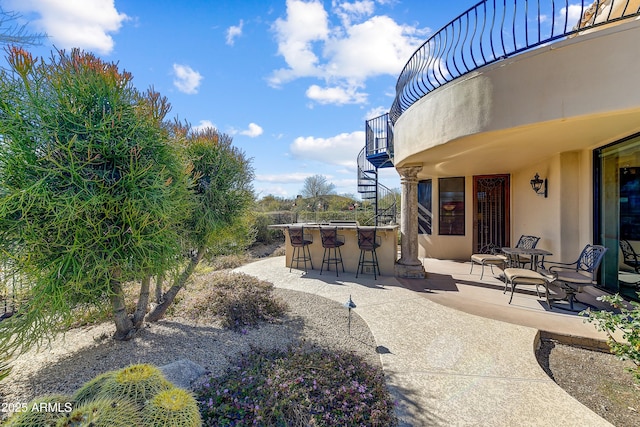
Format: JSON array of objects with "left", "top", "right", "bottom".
[{"left": 357, "top": 148, "right": 397, "bottom": 225}]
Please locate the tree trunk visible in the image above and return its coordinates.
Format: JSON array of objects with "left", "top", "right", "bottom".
[
  {"left": 155, "top": 271, "right": 164, "bottom": 304},
  {"left": 110, "top": 279, "right": 136, "bottom": 341},
  {"left": 132, "top": 275, "right": 151, "bottom": 329},
  {"left": 146, "top": 248, "right": 205, "bottom": 322}
]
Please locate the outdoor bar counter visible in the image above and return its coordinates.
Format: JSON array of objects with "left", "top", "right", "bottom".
[{"left": 271, "top": 223, "right": 399, "bottom": 276}]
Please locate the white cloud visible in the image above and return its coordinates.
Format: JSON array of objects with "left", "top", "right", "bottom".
[
  {"left": 240, "top": 123, "right": 264, "bottom": 137},
  {"left": 290, "top": 131, "right": 365, "bottom": 169},
  {"left": 333, "top": 0, "right": 375, "bottom": 26},
  {"left": 226, "top": 20, "right": 244, "bottom": 46},
  {"left": 256, "top": 172, "right": 314, "bottom": 183},
  {"left": 7, "top": 0, "right": 128, "bottom": 54},
  {"left": 270, "top": 0, "right": 329, "bottom": 86},
  {"left": 270, "top": 0, "right": 430, "bottom": 105},
  {"left": 323, "top": 15, "right": 428, "bottom": 80},
  {"left": 561, "top": 4, "right": 585, "bottom": 27},
  {"left": 306, "top": 84, "right": 367, "bottom": 105},
  {"left": 255, "top": 185, "right": 291, "bottom": 197},
  {"left": 192, "top": 120, "right": 217, "bottom": 132},
  {"left": 172, "top": 64, "right": 203, "bottom": 94},
  {"left": 365, "top": 106, "right": 389, "bottom": 120}
]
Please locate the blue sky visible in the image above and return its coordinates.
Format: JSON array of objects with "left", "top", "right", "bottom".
[{"left": 5, "top": 0, "right": 481, "bottom": 199}]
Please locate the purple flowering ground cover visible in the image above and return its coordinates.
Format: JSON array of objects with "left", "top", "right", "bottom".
[{"left": 196, "top": 345, "right": 397, "bottom": 426}]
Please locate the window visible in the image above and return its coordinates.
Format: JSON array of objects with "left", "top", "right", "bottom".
[
  {"left": 418, "top": 180, "right": 432, "bottom": 234},
  {"left": 439, "top": 177, "right": 465, "bottom": 235}
]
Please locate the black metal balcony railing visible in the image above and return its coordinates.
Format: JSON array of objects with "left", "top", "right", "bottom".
[{"left": 390, "top": 0, "right": 640, "bottom": 124}]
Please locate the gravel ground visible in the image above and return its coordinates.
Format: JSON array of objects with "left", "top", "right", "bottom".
[
  {"left": 2, "top": 242, "right": 639, "bottom": 427},
  {"left": 537, "top": 339, "right": 640, "bottom": 427},
  {"left": 0, "top": 288, "right": 378, "bottom": 421}
]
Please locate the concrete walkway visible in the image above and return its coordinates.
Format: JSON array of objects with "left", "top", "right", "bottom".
[{"left": 236, "top": 256, "right": 613, "bottom": 427}]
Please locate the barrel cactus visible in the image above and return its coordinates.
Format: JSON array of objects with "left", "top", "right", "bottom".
[
  {"left": 71, "top": 370, "right": 116, "bottom": 406},
  {"left": 143, "top": 387, "right": 202, "bottom": 427},
  {"left": 4, "top": 394, "right": 71, "bottom": 427},
  {"left": 55, "top": 397, "right": 142, "bottom": 427},
  {"left": 98, "top": 364, "right": 172, "bottom": 406}
]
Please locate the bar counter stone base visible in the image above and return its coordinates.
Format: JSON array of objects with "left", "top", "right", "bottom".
[{"left": 395, "top": 262, "right": 426, "bottom": 279}]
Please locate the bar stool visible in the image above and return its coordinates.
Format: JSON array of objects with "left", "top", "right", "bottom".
[
  {"left": 320, "top": 227, "right": 345, "bottom": 276},
  {"left": 356, "top": 227, "right": 380, "bottom": 279},
  {"left": 288, "top": 226, "right": 313, "bottom": 273}
]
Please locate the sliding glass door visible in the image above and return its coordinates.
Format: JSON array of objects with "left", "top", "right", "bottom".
[{"left": 595, "top": 134, "right": 640, "bottom": 300}]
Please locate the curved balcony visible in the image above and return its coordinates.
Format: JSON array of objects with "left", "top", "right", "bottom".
[{"left": 390, "top": 0, "right": 640, "bottom": 124}]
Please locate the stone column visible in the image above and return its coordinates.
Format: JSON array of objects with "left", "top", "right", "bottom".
[{"left": 395, "top": 164, "right": 426, "bottom": 279}]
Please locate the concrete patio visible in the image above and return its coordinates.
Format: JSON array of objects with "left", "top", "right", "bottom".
[{"left": 235, "top": 255, "right": 615, "bottom": 426}]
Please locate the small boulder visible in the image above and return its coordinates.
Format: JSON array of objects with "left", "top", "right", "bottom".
[{"left": 159, "top": 359, "right": 207, "bottom": 389}]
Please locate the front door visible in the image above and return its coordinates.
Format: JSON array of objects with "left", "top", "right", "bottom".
[{"left": 473, "top": 175, "right": 510, "bottom": 253}]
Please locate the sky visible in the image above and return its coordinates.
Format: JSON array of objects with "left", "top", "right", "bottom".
[{"left": 3, "top": 0, "right": 482, "bottom": 199}]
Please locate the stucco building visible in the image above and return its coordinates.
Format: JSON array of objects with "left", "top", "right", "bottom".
[{"left": 363, "top": 0, "right": 640, "bottom": 299}]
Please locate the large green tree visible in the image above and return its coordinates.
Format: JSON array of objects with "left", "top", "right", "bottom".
[
  {"left": 146, "top": 123, "right": 254, "bottom": 321},
  {"left": 0, "top": 47, "right": 192, "bottom": 347}
]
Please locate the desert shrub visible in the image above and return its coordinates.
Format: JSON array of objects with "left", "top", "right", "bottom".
[
  {"left": 208, "top": 254, "right": 251, "bottom": 271},
  {"left": 185, "top": 272, "right": 286, "bottom": 329},
  {"left": 196, "top": 345, "right": 396, "bottom": 426},
  {"left": 585, "top": 293, "right": 640, "bottom": 382},
  {"left": 252, "top": 213, "right": 284, "bottom": 245},
  {"left": 271, "top": 245, "right": 286, "bottom": 257}
]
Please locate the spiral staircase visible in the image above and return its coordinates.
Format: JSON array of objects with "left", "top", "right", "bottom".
[{"left": 358, "top": 113, "right": 396, "bottom": 225}]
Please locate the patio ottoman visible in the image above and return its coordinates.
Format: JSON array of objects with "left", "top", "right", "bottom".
[
  {"left": 503, "top": 267, "right": 553, "bottom": 308},
  {"left": 470, "top": 253, "right": 507, "bottom": 279}
]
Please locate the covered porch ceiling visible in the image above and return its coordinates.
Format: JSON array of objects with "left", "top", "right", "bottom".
[{"left": 404, "top": 109, "right": 640, "bottom": 177}]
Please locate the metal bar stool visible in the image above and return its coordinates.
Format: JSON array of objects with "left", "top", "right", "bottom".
[
  {"left": 288, "top": 226, "right": 313, "bottom": 273},
  {"left": 356, "top": 227, "right": 381, "bottom": 279},
  {"left": 320, "top": 227, "right": 345, "bottom": 276}
]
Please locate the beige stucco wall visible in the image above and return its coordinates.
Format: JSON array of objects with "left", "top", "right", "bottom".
[{"left": 416, "top": 149, "right": 597, "bottom": 262}]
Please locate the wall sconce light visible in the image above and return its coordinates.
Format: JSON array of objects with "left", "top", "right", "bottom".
[{"left": 530, "top": 173, "right": 547, "bottom": 198}]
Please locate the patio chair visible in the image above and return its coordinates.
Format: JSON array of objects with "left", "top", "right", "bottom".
[
  {"left": 470, "top": 243, "right": 507, "bottom": 280},
  {"left": 288, "top": 226, "right": 314, "bottom": 273},
  {"left": 543, "top": 244, "right": 608, "bottom": 311},
  {"left": 619, "top": 239, "right": 640, "bottom": 273},
  {"left": 509, "top": 235, "right": 541, "bottom": 268}
]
